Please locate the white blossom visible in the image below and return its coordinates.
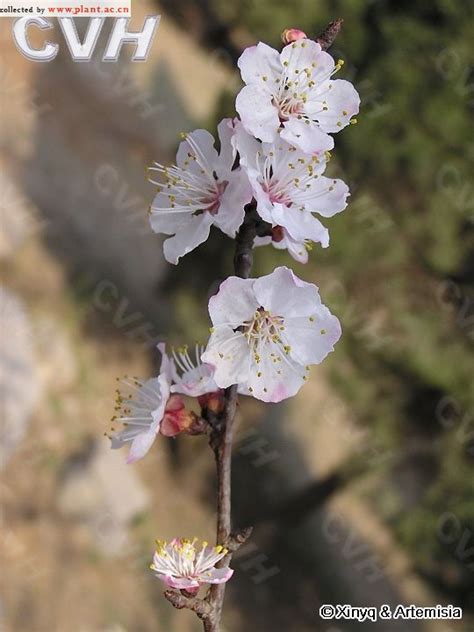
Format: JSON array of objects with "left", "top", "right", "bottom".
[
  {"left": 236, "top": 38, "right": 359, "bottom": 153},
  {"left": 151, "top": 538, "right": 233, "bottom": 591},
  {"left": 149, "top": 119, "right": 252, "bottom": 264},
  {"left": 234, "top": 124, "right": 349, "bottom": 255},
  {"left": 254, "top": 226, "right": 314, "bottom": 264},
  {"left": 170, "top": 344, "right": 218, "bottom": 397},
  {"left": 109, "top": 345, "right": 172, "bottom": 463},
  {"left": 201, "top": 267, "right": 341, "bottom": 402}
]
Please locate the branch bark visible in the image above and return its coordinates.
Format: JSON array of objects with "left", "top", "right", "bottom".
[
  {"left": 203, "top": 203, "right": 257, "bottom": 631},
  {"left": 164, "top": 590, "right": 212, "bottom": 618},
  {"left": 316, "top": 18, "right": 344, "bottom": 51}
]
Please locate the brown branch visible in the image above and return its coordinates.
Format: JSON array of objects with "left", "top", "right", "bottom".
[
  {"left": 204, "top": 203, "right": 258, "bottom": 631},
  {"left": 233, "top": 202, "right": 258, "bottom": 279},
  {"left": 316, "top": 18, "right": 344, "bottom": 51},
  {"left": 164, "top": 590, "right": 212, "bottom": 619},
  {"left": 226, "top": 526, "right": 254, "bottom": 552}
]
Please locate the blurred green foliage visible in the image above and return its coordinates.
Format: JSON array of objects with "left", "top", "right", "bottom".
[{"left": 165, "top": 0, "right": 474, "bottom": 608}]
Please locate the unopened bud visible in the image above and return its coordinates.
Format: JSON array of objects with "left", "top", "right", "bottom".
[
  {"left": 198, "top": 390, "right": 226, "bottom": 415},
  {"left": 160, "top": 395, "right": 196, "bottom": 437},
  {"left": 281, "top": 28, "right": 307, "bottom": 44},
  {"left": 271, "top": 225, "right": 284, "bottom": 243}
]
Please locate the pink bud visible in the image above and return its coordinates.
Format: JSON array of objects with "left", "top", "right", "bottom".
[
  {"left": 198, "top": 390, "right": 226, "bottom": 415},
  {"left": 160, "top": 395, "right": 196, "bottom": 437},
  {"left": 281, "top": 28, "right": 307, "bottom": 44},
  {"left": 271, "top": 225, "right": 284, "bottom": 243}
]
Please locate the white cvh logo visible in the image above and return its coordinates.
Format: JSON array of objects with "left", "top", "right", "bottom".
[{"left": 13, "top": 15, "right": 161, "bottom": 62}]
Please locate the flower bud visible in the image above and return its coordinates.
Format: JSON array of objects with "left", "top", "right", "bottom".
[
  {"left": 160, "top": 395, "right": 196, "bottom": 437},
  {"left": 281, "top": 28, "right": 307, "bottom": 44},
  {"left": 198, "top": 390, "right": 226, "bottom": 415},
  {"left": 271, "top": 225, "right": 284, "bottom": 243}
]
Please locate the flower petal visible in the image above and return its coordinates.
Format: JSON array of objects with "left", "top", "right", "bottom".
[
  {"left": 274, "top": 234, "right": 309, "bottom": 263},
  {"left": 208, "top": 276, "right": 258, "bottom": 327},
  {"left": 155, "top": 573, "right": 200, "bottom": 590},
  {"left": 251, "top": 178, "right": 277, "bottom": 225},
  {"left": 281, "top": 117, "right": 334, "bottom": 154},
  {"left": 176, "top": 129, "right": 218, "bottom": 173},
  {"left": 279, "top": 38, "right": 324, "bottom": 76},
  {"left": 238, "top": 42, "right": 281, "bottom": 90},
  {"left": 240, "top": 342, "right": 306, "bottom": 403},
  {"left": 236, "top": 85, "right": 280, "bottom": 143},
  {"left": 157, "top": 343, "right": 173, "bottom": 384},
  {"left": 126, "top": 429, "right": 158, "bottom": 464},
  {"left": 253, "top": 235, "right": 272, "bottom": 248},
  {"left": 270, "top": 206, "right": 329, "bottom": 246},
  {"left": 202, "top": 329, "right": 250, "bottom": 388},
  {"left": 216, "top": 118, "right": 237, "bottom": 178},
  {"left": 151, "top": 373, "right": 170, "bottom": 426},
  {"left": 305, "top": 176, "right": 349, "bottom": 218},
  {"left": 283, "top": 306, "right": 342, "bottom": 366},
  {"left": 200, "top": 566, "right": 234, "bottom": 585},
  {"left": 213, "top": 169, "right": 252, "bottom": 237},
  {"left": 163, "top": 213, "right": 214, "bottom": 264},
  {"left": 149, "top": 192, "right": 189, "bottom": 234},
  {"left": 233, "top": 123, "right": 261, "bottom": 174},
  {"left": 308, "top": 79, "right": 360, "bottom": 133},
  {"left": 253, "top": 266, "right": 321, "bottom": 318},
  {"left": 171, "top": 364, "right": 217, "bottom": 397}
]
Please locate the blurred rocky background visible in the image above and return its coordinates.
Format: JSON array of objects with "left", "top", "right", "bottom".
[{"left": 0, "top": 1, "right": 473, "bottom": 631}]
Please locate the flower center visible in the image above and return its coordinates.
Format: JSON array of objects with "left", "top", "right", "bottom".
[
  {"left": 243, "top": 307, "right": 285, "bottom": 349},
  {"left": 262, "top": 180, "right": 292, "bottom": 205},
  {"left": 201, "top": 179, "right": 228, "bottom": 215},
  {"left": 274, "top": 87, "right": 304, "bottom": 121}
]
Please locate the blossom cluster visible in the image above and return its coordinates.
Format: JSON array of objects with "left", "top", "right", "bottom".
[
  {"left": 109, "top": 29, "right": 359, "bottom": 593},
  {"left": 149, "top": 37, "right": 358, "bottom": 264}
]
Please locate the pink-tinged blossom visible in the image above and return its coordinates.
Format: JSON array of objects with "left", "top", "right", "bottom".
[
  {"left": 109, "top": 344, "right": 172, "bottom": 463},
  {"left": 234, "top": 125, "right": 349, "bottom": 254},
  {"left": 149, "top": 119, "right": 252, "bottom": 264},
  {"left": 235, "top": 38, "right": 359, "bottom": 153},
  {"left": 254, "top": 225, "right": 313, "bottom": 264},
  {"left": 151, "top": 538, "right": 233, "bottom": 592},
  {"left": 170, "top": 344, "right": 219, "bottom": 397},
  {"left": 201, "top": 267, "right": 341, "bottom": 403}
]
